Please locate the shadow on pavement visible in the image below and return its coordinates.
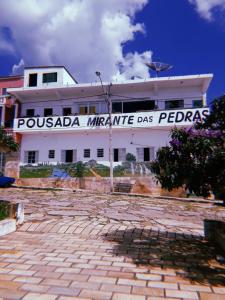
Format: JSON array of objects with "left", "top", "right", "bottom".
[{"left": 104, "top": 228, "right": 225, "bottom": 286}]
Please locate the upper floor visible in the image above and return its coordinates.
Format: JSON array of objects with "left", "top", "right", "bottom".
[
  {"left": 8, "top": 71, "right": 213, "bottom": 118},
  {"left": 6, "top": 67, "right": 213, "bottom": 132},
  {"left": 23, "top": 66, "right": 77, "bottom": 89}
]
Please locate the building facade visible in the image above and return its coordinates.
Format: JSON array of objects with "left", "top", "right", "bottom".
[
  {"left": 8, "top": 67, "right": 212, "bottom": 174},
  {"left": 0, "top": 75, "right": 23, "bottom": 175}
]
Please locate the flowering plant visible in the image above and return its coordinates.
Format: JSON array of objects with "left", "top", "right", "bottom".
[{"left": 151, "top": 96, "right": 225, "bottom": 203}]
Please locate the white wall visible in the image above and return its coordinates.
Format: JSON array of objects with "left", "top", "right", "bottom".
[
  {"left": 24, "top": 67, "right": 76, "bottom": 88},
  {"left": 19, "top": 129, "right": 170, "bottom": 164}
]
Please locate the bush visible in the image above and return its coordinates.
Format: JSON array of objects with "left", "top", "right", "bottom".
[
  {"left": 151, "top": 96, "right": 225, "bottom": 202},
  {"left": 126, "top": 153, "right": 136, "bottom": 162}
]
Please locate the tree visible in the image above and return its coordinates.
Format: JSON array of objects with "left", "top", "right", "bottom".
[
  {"left": 0, "top": 127, "right": 19, "bottom": 152},
  {"left": 151, "top": 96, "right": 225, "bottom": 203}
]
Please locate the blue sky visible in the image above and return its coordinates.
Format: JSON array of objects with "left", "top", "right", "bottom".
[
  {"left": 0, "top": 0, "right": 224, "bottom": 102},
  {"left": 129, "top": 0, "right": 225, "bottom": 102}
]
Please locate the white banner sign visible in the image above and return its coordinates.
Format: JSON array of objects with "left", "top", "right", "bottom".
[{"left": 14, "top": 108, "right": 209, "bottom": 133}]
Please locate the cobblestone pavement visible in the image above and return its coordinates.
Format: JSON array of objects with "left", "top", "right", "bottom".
[{"left": 0, "top": 187, "right": 225, "bottom": 300}]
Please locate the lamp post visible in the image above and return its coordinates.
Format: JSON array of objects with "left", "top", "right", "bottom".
[{"left": 95, "top": 71, "right": 114, "bottom": 192}]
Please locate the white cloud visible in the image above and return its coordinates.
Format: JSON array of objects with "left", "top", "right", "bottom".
[
  {"left": 0, "top": 0, "right": 152, "bottom": 82},
  {"left": 12, "top": 59, "right": 25, "bottom": 75},
  {"left": 189, "top": 0, "right": 225, "bottom": 20}
]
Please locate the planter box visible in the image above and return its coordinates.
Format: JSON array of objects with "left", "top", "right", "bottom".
[{"left": 0, "top": 219, "right": 16, "bottom": 236}]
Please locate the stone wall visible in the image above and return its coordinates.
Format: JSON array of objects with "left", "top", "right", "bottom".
[
  {"left": 15, "top": 176, "right": 163, "bottom": 195},
  {"left": 4, "top": 152, "right": 20, "bottom": 178}
]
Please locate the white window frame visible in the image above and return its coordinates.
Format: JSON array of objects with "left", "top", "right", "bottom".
[
  {"left": 24, "top": 151, "right": 39, "bottom": 164},
  {"left": 97, "top": 148, "right": 104, "bottom": 158}
]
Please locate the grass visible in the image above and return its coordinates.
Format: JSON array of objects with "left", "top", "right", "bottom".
[
  {"left": 19, "top": 163, "right": 139, "bottom": 178},
  {"left": 20, "top": 166, "right": 53, "bottom": 178},
  {"left": 0, "top": 202, "right": 9, "bottom": 221}
]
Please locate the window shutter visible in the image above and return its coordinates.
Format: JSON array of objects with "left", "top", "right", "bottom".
[
  {"left": 119, "top": 148, "right": 126, "bottom": 161},
  {"left": 150, "top": 147, "right": 155, "bottom": 161},
  {"left": 136, "top": 148, "right": 144, "bottom": 162},
  {"left": 24, "top": 151, "right": 28, "bottom": 164},
  {"left": 35, "top": 151, "right": 39, "bottom": 163},
  {"left": 61, "top": 150, "right": 66, "bottom": 163},
  {"left": 73, "top": 150, "right": 77, "bottom": 163}
]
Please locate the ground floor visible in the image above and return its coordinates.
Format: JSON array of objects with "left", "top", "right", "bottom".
[
  {"left": 0, "top": 188, "right": 224, "bottom": 299},
  {"left": 19, "top": 128, "right": 170, "bottom": 165}
]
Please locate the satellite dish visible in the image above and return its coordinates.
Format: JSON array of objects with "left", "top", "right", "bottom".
[{"left": 146, "top": 61, "right": 173, "bottom": 77}]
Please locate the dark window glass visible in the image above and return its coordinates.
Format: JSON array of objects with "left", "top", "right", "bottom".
[
  {"left": 144, "top": 148, "right": 150, "bottom": 162},
  {"left": 65, "top": 150, "right": 73, "bottom": 163},
  {"left": 26, "top": 109, "right": 35, "bottom": 117},
  {"left": 49, "top": 150, "right": 55, "bottom": 159},
  {"left": 44, "top": 108, "right": 53, "bottom": 117},
  {"left": 29, "top": 73, "right": 38, "bottom": 87},
  {"left": 123, "top": 100, "right": 155, "bottom": 113},
  {"left": 97, "top": 148, "right": 104, "bottom": 158},
  {"left": 43, "top": 72, "right": 57, "bottom": 83},
  {"left": 2, "top": 88, "right": 7, "bottom": 95},
  {"left": 114, "top": 149, "right": 119, "bottom": 162},
  {"left": 63, "top": 107, "right": 72, "bottom": 116},
  {"left": 112, "top": 102, "right": 122, "bottom": 113},
  {"left": 193, "top": 100, "right": 203, "bottom": 108},
  {"left": 27, "top": 151, "right": 37, "bottom": 164},
  {"left": 84, "top": 149, "right": 90, "bottom": 158},
  {"left": 4, "top": 106, "right": 15, "bottom": 128},
  {"left": 165, "top": 100, "right": 184, "bottom": 109}
]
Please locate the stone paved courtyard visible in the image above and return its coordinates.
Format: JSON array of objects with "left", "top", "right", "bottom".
[{"left": 0, "top": 187, "right": 225, "bottom": 300}]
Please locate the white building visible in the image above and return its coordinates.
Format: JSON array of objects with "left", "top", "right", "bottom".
[{"left": 8, "top": 66, "right": 213, "bottom": 167}]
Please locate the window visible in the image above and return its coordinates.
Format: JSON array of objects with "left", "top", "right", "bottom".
[
  {"left": 114, "top": 148, "right": 126, "bottom": 162},
  {"left": 48, "top": 150, "right": 55, "bottom": 159},
  {"left": 112, "top": 102, "right": 122, "bottom": 113},
  {"left": 84, "top": 149, "right": 90, "bottom": 158},
  {"left": 26, "top": 109, "right": 35, "bottom": 117},
  {"left": 97, "top": 148, "right": 104, "bottom": 158},
  {"left": 63, "top": 107, "right": 72, "bottom": 116},
  {"left": 44, "top": 108, "right": 53, "bottom": 117},
  {"left": 123, "top": 100, "right": 155, "bottom": 113},
  {"left": 137, "top": 147, "right": 155, "bottom": 162},
  {"left": 29, "top": 73, "right": 38, "bottom": 87},
  {"left": 89, "top": 106, "right": 96, "bottom": 114},
  {"left": 193, "top": 100, "right": 203, "bottom": 108},
  {"left": 79, "top": 105, "right": 96, "bottom": 115},
  {"left": 25, "top": 151, "right": 38, "bottom": 164},
  {"left": 61, "top": 150, "right": 77, "bottom": 163},
  {"left": 79, "top": 106, "right": 88, "bottom": 115},
  {"left": 43, "top": 72, "right": 57, "bottom": 83},
  {"left": 2, "top": 88, "right": 7, "bottom": 95},
  {"left": 165, "top": 99, "right": 184, "bottom": 110}
]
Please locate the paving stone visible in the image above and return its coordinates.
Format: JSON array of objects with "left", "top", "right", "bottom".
[
  {"left": 200, "top": 293, "right": 225, "bottom": 300},
  {"left": 22, "top": 292, "right": 57, "bottom": 300},
  {"left": 166, "top": 289, "right": 199, "bottom": 299},
  {"left": 0, "top": 188, "right": 224, "bottom": 300},
  {"left": 113, "top": 294, "right": 146, "bottom": 300}
]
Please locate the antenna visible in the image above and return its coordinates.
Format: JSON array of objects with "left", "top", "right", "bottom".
[{"left": 146, "top": 59, "right": 173, "bottom": 77}]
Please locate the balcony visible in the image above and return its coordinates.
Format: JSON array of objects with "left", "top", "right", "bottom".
[{"left": 13, "top": 107, "right": 209, "bottom": 134}]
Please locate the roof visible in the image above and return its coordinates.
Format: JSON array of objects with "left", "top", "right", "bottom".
[
  {"left": 0, "top": 75, "right": 24, "bottom": 80},
  {"left": 7, "top": 74, "right": 213, "bottom": 102}
]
